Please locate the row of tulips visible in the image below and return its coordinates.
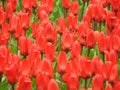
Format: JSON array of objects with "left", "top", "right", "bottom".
[{"left": 0, "top": 0, "right": 120, "bottom": 90}]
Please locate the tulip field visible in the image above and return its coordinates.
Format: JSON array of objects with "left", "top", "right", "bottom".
[{"left": 1, "top": 0, "right": 120, "bottom": 90}]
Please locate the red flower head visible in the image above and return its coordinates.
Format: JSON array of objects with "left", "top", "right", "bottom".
[
  {"left": 43, "top": 22, "right": 56, "bottom": 43},
  {"left": 41, "top": 58, "right": 54, "bottom": 78},
  {"left": 44, "top": 42, "right": 56, "bottom": 61},
  {"left": 47, "top": 79, "right": 59, "bottom": 90},
  {"left": 92, "top": 74, "right": 104, "bottom": 90},
  {"left": 109, "top": 64, "right": 118, "bottom": 84},
  {"left": 57, "top": 17, "right": 66, "bottom": 34},
  {"left": 16, "top": 76, "right": 32, "bottom": 90},
  {"left": 98, "top": 32, "right": 108, "bottom": 54},
  {"left": 68, "top": 13, "right": 78, "bottom": 31},
  {"left": 57, "top": 51, "right": 68, "bottom": 74},
  {"left": 70, "top": 41, "right": 81, "bottom": 60},
  {"left": 106, "top": 11, "right": 116, "bottom": 31},
  {"left": 14, "top": 21, "right": 24, "bottom": 39},
  {"left": 8, "top": 0, "right": 17, "bottom": 11},
  {"left": 62, "top": 31, "right": 74, "bottom": 51},
  {"left": 18, "top": 36, "right": 28, "bottom": 56},
  {"left": 0, "top": 6, "right": 6, "bottom": 26},
  {"left": 4, "top": 64, "right": 19, "bottom": 85},
  {"left": 105, "top": 83, "right": 113, "bottom": 90},
  {"left": 36, "top": 72, "right": 49, "bottom": 90},
  {"left": 62, "top": 0, "right": 71, "bottom": 9},
  {"left": 86, "top": 30, "right": 96, "bottom": 48},
  {"left": 22, "top": 0, "right": 32, "bottom": 12},
  {"left": 10, "top": 14, "right": 19, "bottom": 33},
  {"left": 111, "top": 35, "right": 120, "bottom": 52},
  {"left": 0, "top": 23, "right": 10, "bottom": 45},
  {"left": 19, "top": 12, "right": 30, "bottom": 30},
  {"left": 38, "top": 10, "right": 48, "bottom": 21},
  {"left": 31, "top": 0, "right": 38, "bottom": 8},
  {"left": 114, "top": 81, "right": 120, "bottom": 90},
  {"left": 63, "top": 73, "right": 79, "bottom": 90},
  {"left": 110, "top": 0, "right": 120, "bottom": 14},
  {"left": 70, "top": 1, "right": 79, "bottom": 15},
  {"left": 19, "top": 60, "right": 31, "bottom": 77},
  {"left": 0, "top": 46, "right": 9, "bottom": 74},
  {"left": 6, "top": 2, "right": 13, "bottom": 19},
  {"left": 105, "top": 49, "right": 118, "bottom": 65}
]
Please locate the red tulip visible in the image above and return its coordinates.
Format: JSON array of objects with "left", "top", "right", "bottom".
[
  {"left": 71, "top": 41, "right": 81, "bottom": 60},
  {"left": 62, "top": 0, "right": 71, "bottom": 9},
  {"left": 10, "top": 14, "right": 19, "bottom": 33},
  {"left": 41, "top": 58, "right": 54, "bottom": 78},
  {"left": 111, "top": 35, "right": 120, "bottom": 52},
  {"left": 38, "top": 10, "right": 48, "bottom": 21},
  {"left": 110, "top": 0, "right": 120, "bottom": 14},
  {"left": 86, "top": 30, "right": 96, "bottom": 48},
  {"left": 8, "top": 0, "right": 17, "bottom": 11},
  {"left": 57, "top": 51, "right": 68, "bottom": 74},
  {"left": 18, "top": 36, "right": 28, "bottom": 56},
  {"left": 16, "top": 76, "right": 32, "bottom": 90},
  {"left": 0, "top": 7, "right": 6, "bottom": 26},
  {"left": 14, "top": 21, "right": 24, "bottom": 39},
  {"left": 63, "top": 73, "right": 79, "bottom": 90},
  {"left": 92, "top": 74, "right": 104, "bottom": 90},
  {"left": 19, "top": 60, "right": 31, "bottom": 77},
  {"left": 105, "top": 49, "right": 118, "bottom": 65},
  {"left": 6, "top": 2, "right": 13, "bottom": 19},
  {"left": 47, "top": 79, "right": 59, "bottom": 90},
  {"left": 19, "top": 12, "right": 30, "bottom": 30},
  {"left": 0, "top": 45, "right": 9, "bottom": 74},
  {"left": 68, "top": 13, "right": 78, "bottom": 31},
  {"left": 38, "top": 4, "right": 49, "bottom": 14},
  {"left": 109, "top": 64, "right": 118, "bottom": 84},
  {"left": 57, "top": 17, "right": 66, "bottom": 34},
  {"left": 22, "top": 0, "right": 32, "bottom": 12},
  {"left": 70, "top": 1, "right": 79, "bottom": 15},
  {"left": 31, "top": 0, "right": 37, "bottom": 8},
  {"left": 98, "top": 32, "right": 108, "bottom": 54},
  {"left": 62, "top": 31, "right": 74, "bottom": 51},
  {"left": 36, "top": 34, "right": 46, "bottom": 53},
  {"left": 32, "top": 58, "right": 41, "bottom": 76},
  {"left": 36, "top": 72, "right": 49, "bottom": 90},
  {"left": 0, "top": 23, "right": 10, "bottom": 45},
  {"left": 105, "top": 83, "right": 113, "bottom": 90},
  {"left": 4, "top": 64, "right": 19, "bottom": 84},
  {"left": 44, "top": 42, "right": 55, "bottom": 61},
  {"left": 114, "top": 81, "right": 120, "bottom": 90}
]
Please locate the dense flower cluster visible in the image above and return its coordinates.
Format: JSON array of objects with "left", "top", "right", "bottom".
[{"left": 0, "top": 0, "right": 120, "bottom": 90}]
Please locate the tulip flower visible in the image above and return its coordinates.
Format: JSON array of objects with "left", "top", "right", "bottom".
[
  {"left": 0, "top": 7, "right": 6, "bottom": 26},
  {"left": 9, "top": 14, "right": 19, "bottom": 33},
  {"left": 36, "top": 72, "right": 49, "bottom": 90},
  {"left": 8, "top": 0, "right": 17, "bottom": 11},
  {"left": 92, "top": 74, "right": 104, "bottom": 90},
  {"left": 47, "top": 79, "right": 59, "bottom": 90},
  {"left": 6, "top": 2, "right": 13, "bottom": 19},
  {"left": 19, "top": 60, "right": 31, "bottom": 77},
  {"left": 70, "top": 1, "right": 79, "bottom": 15},
  {"left": 41, "top": 58, "right": 54, "bottom": 78},
  {"left": 44, "top": 42, "right": 56, "bottom": 61},
  {"left": 86, "top": 30, "right": 96, "bottom": 48},
  {"left": 62, "top": 0, "right": 71, "bottom": 9},
  {"left": 105, "top": 83, "right": 113, "bottom": 90},
  {"left": 57, "top": 17, "right": 66, "bottom": 34},
  {"left": 114, "top": 81, "right": 120, "bottom": 90},
  {"left": 57, "top": 51, "right": 68, "bottom": 74},
  {"left": 16, "top": 76, "right": 32, "bottom": 90}
]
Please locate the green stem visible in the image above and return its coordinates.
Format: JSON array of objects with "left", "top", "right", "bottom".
[
  {"left": 85, "top": 78, "right": 88, "bottom": 89},
  {"left": 60, "top": 75, "right": 63, "bottom": 90},
  {"left": 10, "top": 84, "right": 14, "bottom": 90},
  {"left": 81, "top": 2, "right": 85, "bottom": 21},
  {"left": 102, "top": 53, "right": 105, "bottom": 63},
  {"left": 0, "top": 74, "right": 2, "bottom": 83},
  {"left": 58, "top": 34, "right": 62, "bottom": 52},
  {"left": 99, "top": 22, "right": 102, "bottom": 32}
]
